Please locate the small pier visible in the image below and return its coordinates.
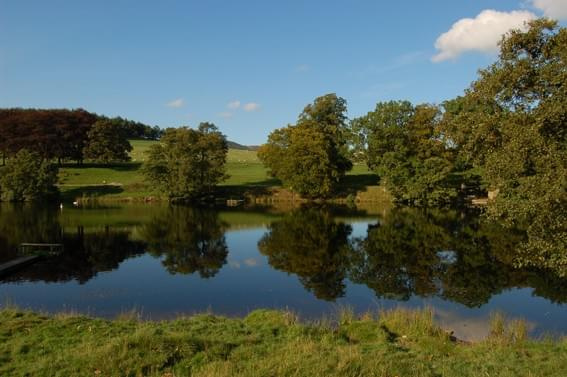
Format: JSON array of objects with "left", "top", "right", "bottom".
[
  {"left": 0, "top": 243, "right": 63, "bottom": 278},
  {"left": 0, "top": 255, "right": 43, "bottom": 277}
]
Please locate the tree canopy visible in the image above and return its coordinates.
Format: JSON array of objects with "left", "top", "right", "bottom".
[
  {"left": 0, "top": 108, "right": 161, "bottom": 165},
  {"left": 143, "top": 123, "right": 229, "bottom": 201},
  {"left": 258, "top": 94, "right": 352, "bottom": 198},
  {"left": 83, "top": 119, "right": 133, "bottom": 163},
  {"left": 439, "top": 19, "right": 566, "bottom": 274},
  {"left": 351, "top": 101, "right": 457, "bottom": 205},
  {"left": 0, "top": 149, "right": 59, "bottom": 202}
]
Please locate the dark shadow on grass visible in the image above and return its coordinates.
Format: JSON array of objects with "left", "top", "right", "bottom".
[
  {"left": 60, "top": 185, "right": 124, "bottom": 202},
  {"left": 337, "top": 174, "right": 380, "bottom": 196},
  {"left": 60, "top": 162, "right": 142, "bottom": 172},
  {"left": 216, "top": 178, "right": 282, "bottom": 199}
]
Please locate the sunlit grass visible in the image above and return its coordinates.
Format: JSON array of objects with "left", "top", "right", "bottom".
[
  {"left": 1, "top": 307, "right": 565, "bottom": 377},
  {"left": 57, "top": 140, "right": 383, "bottom": 202}
]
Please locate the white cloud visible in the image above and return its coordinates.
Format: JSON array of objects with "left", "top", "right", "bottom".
[
  {"left": 227, "top": 100, "right": 241, "bottom": 110},
  {"left": 243, "top": 102, "right": 260, "bottom": 112},
  {"left": 432, "top": 9, "right": 536, "bottom": 62},
  {"left": 218, "top": 111, "right": 233, "bottom": 119},
  {"left": 166, "top": 98, "right": 185, "bottom": 108},
  {"left": 531, "top": 0, "right": 567, "bottom": 20}
]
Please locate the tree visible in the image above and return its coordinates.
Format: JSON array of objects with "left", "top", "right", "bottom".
[
  {"left": 443, "top": 19, "right": 567, "bottom": 275},
  {"left": 258, "top": 94, "right": 352, "bottom": 198},
  {"left": 352, "top": 101, "right": 457, "bottom": 205},
  {"left": 0, "top": 108, "right": 98, "bottom": 164},
  {"left": 83, "top": 119, "right": 133, "bottom": 163},
  {"left": 143, "top": 123, "right": 229, "bottom": 201},
  {"left": 0, "top": 149, "right": 59, "bottom": 201}
]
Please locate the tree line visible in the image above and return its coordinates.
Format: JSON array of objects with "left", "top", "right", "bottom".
[
  {"left": 0, "top": 108, "right": 162, "bottom": 164},
  {"left": 0, "top": 108, "right": 163, "bottom": 201},
  {"left": 256, "top": 19, "right": 565, "bottom": 266}
]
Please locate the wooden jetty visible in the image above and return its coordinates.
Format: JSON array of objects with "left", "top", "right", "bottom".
[
  {"left": 0, "top": 255, "right": 43, "bottom": 277},
  {"left": 0, "top": 243, "right": 63, "bottom": 278}
]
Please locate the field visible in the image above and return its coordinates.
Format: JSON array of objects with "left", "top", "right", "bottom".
[
  {"left": 1, "top": 307, "right": 566, "bottom": 377},
  {"left": 57, "top": 139, "right": 378, "bottom": 202}
]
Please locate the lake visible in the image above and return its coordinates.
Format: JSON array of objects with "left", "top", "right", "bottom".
[{"left": 0, "top": 203, "right": 565, "bottom": 341}]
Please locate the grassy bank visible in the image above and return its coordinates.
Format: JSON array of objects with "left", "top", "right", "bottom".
[
  {"left": 1, "top": 307, "right": 565, "bottom": 377},
  {"left": 57, "top": 140, "right": 386, "bottom": 203}
]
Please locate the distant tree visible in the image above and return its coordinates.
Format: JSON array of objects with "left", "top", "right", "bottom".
[
  {"left": 352, "top": 101, "right": 457, "bottom": 205},
  {"left": 83, "top": 119, "right": 133, "bottom": 163},
  {"left": 0, "top": 149, "right": 58, "bottom": 201},
  {"left": 104, "top": 116, "right": 163, "bottom": 140},
  {"left": 0, "top": 108, "right": 98, "bottom": 164},
  {"left": 258, "top": 94, "right": 352, "bottom": 198},
  {"left": 143, "top": 123, "right": 229, "bottom": 200}
]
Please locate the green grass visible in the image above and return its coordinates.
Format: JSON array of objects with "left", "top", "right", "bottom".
[
  {"left": 1, "top": 307, "right": 565, "bottom": 377},
  {"left": 57, "top": 140, "right": 382, "bottom": 202}
]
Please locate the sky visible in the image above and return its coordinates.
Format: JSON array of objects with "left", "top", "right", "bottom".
[{"left": 1, "top": 0, "right": 566, "bottom": 145}]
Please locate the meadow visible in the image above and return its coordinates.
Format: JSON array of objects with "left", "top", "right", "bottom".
[{"left": 57, "top": 139, "right": 378, "bottom": 202}]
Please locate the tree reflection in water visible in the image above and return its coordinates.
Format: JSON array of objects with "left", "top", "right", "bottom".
[
  {"left": 258, "top": 206, "right": 567, "bottom": 306},
  {"left": 258, "top": 208, "right": 353, "bottom": 300},
  {"left": 141, "top": 206, "right": 228, "bottom": 278},
  {"left": 1, "top": 204, "right": 565, "bottom": 307}
]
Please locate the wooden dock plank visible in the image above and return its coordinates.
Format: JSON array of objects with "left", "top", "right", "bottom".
[{"left": 0, "top": 256, "right": 43, "bottom": 277}]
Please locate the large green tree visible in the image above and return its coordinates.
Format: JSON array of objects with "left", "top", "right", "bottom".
[
  {"left": 442, "top": 19, "right": 567, "bottom": 274},
  {"left": 352, "top": 101, "right": 457, "bottom": 205},
  {"left": 0, "top": 149, "right": 59, "bottom": 201},
  {"left": 258, "top": 94, "right": 352, "bottom": 198},
  {"left": 83, "top": 119, "right": 133, "bottom": 163},
  {"left": 143, "top": 123, "right": 228, "bottom": 201}
]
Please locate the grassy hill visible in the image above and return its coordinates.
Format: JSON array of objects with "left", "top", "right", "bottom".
[{"left": 58, "top": 139, "right": 378, "bottom": 202}]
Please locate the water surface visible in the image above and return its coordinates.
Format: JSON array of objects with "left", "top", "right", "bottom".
[{"left": 1, "top": 203, "right": 565, "bottom": 340}]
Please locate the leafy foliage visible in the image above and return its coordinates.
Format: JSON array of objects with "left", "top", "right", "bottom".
[
  {"left": 0, "top": 149, "right": 58, "bottom": 201},
  {"left": 441, "top": 19, "right": 567, "bottom": 275},
  {"left": 0, "top": 108, "right": 98, "bottom": 163},
  {"left": 352, "top": 101, "right": 457, "bottom": 205},
  {"left": 258, "top": 94, "right": 352, "bottom": 198},
  {"left": 143, "top": 123, "right": 229, "bottom": 201},
  {"left": 83, "top": 119, "right": 133, "bottom": 163}
]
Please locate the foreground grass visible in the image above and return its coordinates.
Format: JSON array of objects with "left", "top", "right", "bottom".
[{"left": 1, "top": 308, "right": 565, "bottom": 377}]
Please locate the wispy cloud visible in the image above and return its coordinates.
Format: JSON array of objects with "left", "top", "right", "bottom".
[
  {"left": 360, "top": 82, "right": 406, "bottom": 99},
  {"left": 348, "top": 51, "right": 425, "bottom": 79},
  {"left": 227, "top": 100, "right": 241, "bottom": 110},
  {"left": 166, "top": 98, "right": 185, "bottom": 108},
  {"left": 218, "top": 111, "right": 233, "bottom": 119},
  {"left": 243, "top": 102, "right": 260, "bottom": 112},
  {"left": 295, "top": 64, "right": 310, "bottom": 72},
  {"left": 431, "top": 9, "right": 535, "bottom": 62}
]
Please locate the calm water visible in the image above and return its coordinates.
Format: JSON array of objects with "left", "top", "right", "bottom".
[{"left": 0, "top": 203, "right": 565, "bottom": 340}]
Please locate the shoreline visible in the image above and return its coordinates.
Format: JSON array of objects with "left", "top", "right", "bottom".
[{"left": 1, "top": 306, "right": 565, "bottom": 376}]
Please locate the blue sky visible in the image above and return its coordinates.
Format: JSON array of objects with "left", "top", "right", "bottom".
[{"left": 1, "top": 0, "right": 565, "bottom": 144}]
